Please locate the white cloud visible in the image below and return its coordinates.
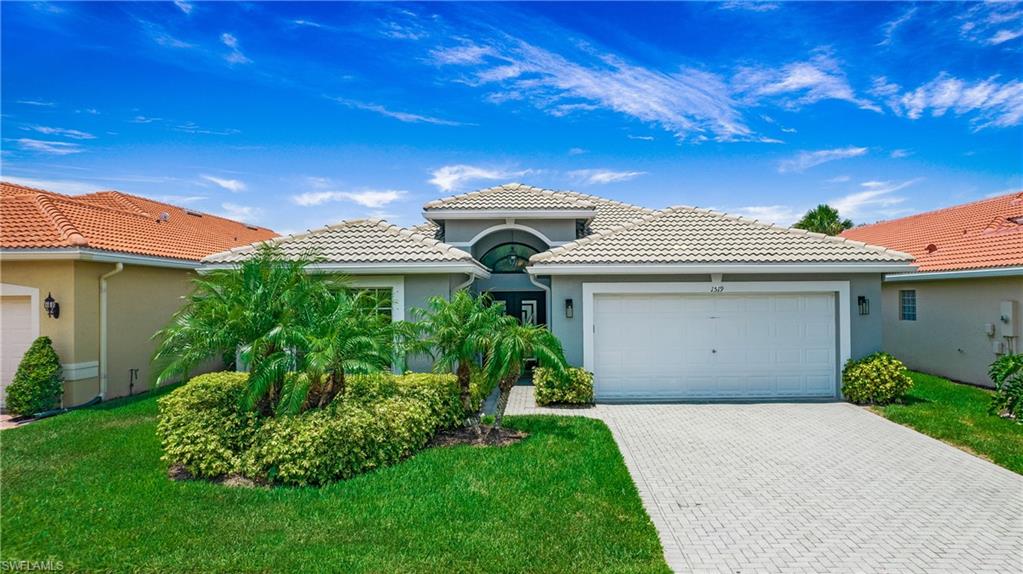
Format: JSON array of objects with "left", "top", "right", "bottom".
[
  {"left": 221, "top": 33, "right": 251, "bottom": 64},
  {"left": 830, "top": 179, "right": 920, "bottom": 220},
  {"left": 432, "top": 38, "right": 750, "bottom": 141},
  {"left": 201, "top": 175, "right": 247, "bottom": 192},
  {"left": 130, "top": 115, "right": 162, "bottom": 124},
  {"left": 878, "top": 6, "right": 916, "bottom": 46},
  {"left": 989, "top": 28, "right": 1023, "bottom": 45},
  {"left": 959, "top": 3, "right": 1023, "bottom": 46},
  {"left": 826, "top": 175, "right": 852, "bottom": 183},
  {"left": 219, "top": 202, "right": 261, "bottom": 222},
  {"left": 719, "top": 1, "right": 780, "bottom": 12},
  {"left": 174, "top": 1, "right": 192, "bottom": 15},
  {"left": 17, "top": 100, "right": 55, "bottom": 107},
  {"left": 871, "top": 73, "right": 1023, "bottom": 129},
  {"left": 17, "top": 139, "right": 84, "bottom": 155},
  {"left": 568, "top": 169, "right": 646, "bottom": 185},
  {"left": 0, "top": 176, "right": 103, "bottom": 195},
  {"left": 729, "top": 205, "right": 803, "bottom": 226},
  {"left": 138, "top": 19, "right": 194, "bottom": 49},
  {"left": 292, "top": 189, "right": 406, "bottom": 208},
  {"left": 428, "top": 164, "right": 533, "bottom": 192},
  {"left": 24, "top": 126, "right": 95, "bottom": 139},
  {"left": 734, "top": 52, "right": 880, "bottom": 112},
  {"left": 175, "top": 122, "right": 241, "bottom": 135},
  {"left": 777, "top": 146, "right": 868, "bottom": 173},
  {"left": 330, "top": 98, "right": 465, "bottom": 126},
  {"left": 627, "top": 134, "right": 655, "bottom": 141},
  {"left": 889, "top": 149, "right": 912, "bottom": 159},
  {"left": 568, "top": 147, "right": 587, "bottom": 155}
]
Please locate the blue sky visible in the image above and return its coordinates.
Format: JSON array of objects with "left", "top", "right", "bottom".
[{"left": 2, "top": 1, "right": 1021, "bottom": 234}]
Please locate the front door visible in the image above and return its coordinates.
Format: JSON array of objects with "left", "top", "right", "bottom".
[{"left": 489, "top": 291, "right": 547, "bottom": 326}]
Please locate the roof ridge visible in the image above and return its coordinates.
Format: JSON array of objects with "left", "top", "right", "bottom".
[
  {"left": 530, "top": 210, "right": 663, "bottom": 262},
  {"left": 423, "top": 182, "right": 595, "bottom": 210},
  {"left": 33, "top": 194, "right": 88, "bottom": 246},
  {"left": 373, "top": 218, "right": 474, "bottom": 260},
  {"left": 554, "top": 189, "right": 656, "bottom": 213},
  {"left": 88, "top": 191, "right": 151, "bottom": 216},
  {"left": 847, "top": 190, "right": 1023, "bottom": 232}
]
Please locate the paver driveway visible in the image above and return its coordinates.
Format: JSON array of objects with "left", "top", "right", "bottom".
[{"left": 507, "top": 387, "right": 1023, "bottom": 573}]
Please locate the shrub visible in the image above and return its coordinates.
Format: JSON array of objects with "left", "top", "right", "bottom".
[
  {"left": 841, "top": 352, "right": 913, "bottom": 405},
  {"left": 534, "top": 367, "right": 593, "bottom": 406},
  {"left": 5, "top": 336, "right": 63, "bottom": 416},
  {"left": 989, "top": 354, "right": 1023, "bottom": 420},
  {"left": 157, "top": 372, "right": 261, "bottom": 478}
]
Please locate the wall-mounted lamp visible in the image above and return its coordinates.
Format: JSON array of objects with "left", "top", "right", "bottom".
[
  {"left": 857, "top": 295, "right": 870, "bottom": 316},
  {"left": 565, "top": 298, "right": 574, "bottom": 319},
  {"left": 43, "top": 292, "right": 60, "bottom": 319}
]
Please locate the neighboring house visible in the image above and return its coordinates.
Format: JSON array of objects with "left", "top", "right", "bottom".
[
  {"left": 842, "top": 192, "right": 1023, "bottom": 387},
  {"left": 0, "top": 182, "right": 277, "bottom": 408},
  {"left": 206, "top": 183, "right": 914, "bottom": 401}
]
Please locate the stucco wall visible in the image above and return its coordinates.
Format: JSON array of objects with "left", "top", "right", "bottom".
[
  {"left": 881, "top": 276, "right": 1023, "bottom": 387},
  {"left": 1, "top": 260, "right": 77, "bottom": 366},
  {"left": 548, "top": 273, "right": 885, "bottom": 368},
  {"left": 442, "top": 218, "right": 577, "bottom": 244},
  {"left": 403, "top": 274, "right": 457, "bottom": 372}
]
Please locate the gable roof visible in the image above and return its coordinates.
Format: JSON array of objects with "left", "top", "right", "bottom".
[
  {"left": 530, "top": 206, "right": 914, "bottom": 267},
  {"left": 203, "top": 218, "right": 489, "bottom": 275},
  {"left": 421, "top": 182, "right": 655, "bottom": 232},
  {"left": 0, "top": 181, "right": 277, "bottom": 261},
  {"left": 841, "top": 191, "right": 1023, "bottom": 272}
]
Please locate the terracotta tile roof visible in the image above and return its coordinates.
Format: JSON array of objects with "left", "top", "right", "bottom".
[
  {"left": 841, "top": 191, "right": 1023, "bottom": 272},
  {"left": 204, "top": 219, "right": 483, "bottom": 270},
  {"left": 531, "top": 206, "right": 914, "bottom": 266},
  {"left": 0, "top": 181, "right": 277, "bottom": 261}
]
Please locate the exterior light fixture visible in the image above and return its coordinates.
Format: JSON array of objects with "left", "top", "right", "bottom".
[
  {"left": 857, "top": 296, "right": 870, "bottom": 316},
  {"left": 43, "top": 292, "right": 60, "bottom": 319},
  {"left": 565, "top": 298, "right": 574, "bottom": 319}
]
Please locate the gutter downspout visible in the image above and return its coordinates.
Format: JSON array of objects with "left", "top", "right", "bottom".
[
  {"left": 454, "top": 272, "right": 476, "bottom": 292},
  {"left": 99, "top": 263, "right": 124, "bottom": 400},
  {"left": 528, "top": 273, "right": 552, "bottom": 323}
]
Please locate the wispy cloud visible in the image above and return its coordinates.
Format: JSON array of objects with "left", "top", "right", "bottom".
[
  {"left": 871, "top": 73, "right": 1023, "bottom": 129},
  {"left": 130, "top": 115, "right": 162, "bottom": 124},
  {"left": 719, "top": 1, "right": 780, "bottom": 12},
  {"left": 17, "top": 139, "right": 84, "bottom": 155},
  {"left": 221, "top": 33, "right": 251, "bottom": 64},
  {"left": 219, "top": 202, "right": 262, "bottom": 222},
  {"left": 830, "top": 179, "right": 920, "bottom": 220},
  {"left": 729, "top": 205, "right": 803, "bottom": 226},
  {"left": 568, "top": 147, "right": 587, "bottom": 155},
  {"left": 432, "top": 38, "right": 751, "bottom": 141},
  {"left": 889, "top": 149, "right": 912, "bottom": 159},
  {"left": 175, "top": 122, "right": 241, "bottom": 135},
  {"left": 23, "top": 126, "right": 95, "bottom": 140},
  {"left": 1, "top": 176, "right": 102, "bottom": 195},
  {"left": 173, "top": 1, "right": 193, "bottom": 15},
  {"left": 17, "top": 100, "right": 55, "bottom": 107},
  {"left": 734, "top": 52, "right": 880, "bottom": 112},
  {"left": 959, "top": 2, "right": 1023, "bottom": 46},
  {"left": 878, "top": 6, "right": 916, "bottom": 46},
  {"left": 428, "top": 164, "right": 533, "bottom": 192},
  {"left": 329, "top": 98, "right": 466, "bottom": 126},
  {"left": 568, "top": 169, "right": 646, "bottom": 185},
  {"left": 627, "top": 134, "right": 655, "bottom": 141},
  {"left": 201, "top": 174, "right": 247, "bottom": 192},
  {"left": 777, "top": 146, "right": 868, "bottom": 173},
  {"left": 292, "top": 189, "right": 406, "bottom": 208},
  {"left": 138, "top": 19, "right": 194, "bottom": 49}
]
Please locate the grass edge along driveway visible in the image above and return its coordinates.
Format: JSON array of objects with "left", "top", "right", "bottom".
[
  {"left": 874, "top": 371, "right": 1023, "bottom": 475},
  {"left": 0, "top": 387, "right": 670, "bottom": 574}
]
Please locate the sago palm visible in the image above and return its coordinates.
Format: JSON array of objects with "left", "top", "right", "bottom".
[{"left": 485, "top": 322, "right": 567, "bottom": 441}]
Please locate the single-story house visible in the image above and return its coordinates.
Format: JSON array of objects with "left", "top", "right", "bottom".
[
  {"left": 842, "top": 191, "right": 1023, "bottom": 387},
  {"left": 0, "top": 182, "right": 277, "bottom": 408},
  {"left": 205, "top": 183, "right": 915, "bottom": 401}
]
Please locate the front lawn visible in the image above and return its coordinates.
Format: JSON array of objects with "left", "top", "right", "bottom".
[
  {"left": 1, "top": 388, "right": 669, "bottom": 573},
  {"left": 874, "top": 371, "right": 1023, "bottom": 474}
]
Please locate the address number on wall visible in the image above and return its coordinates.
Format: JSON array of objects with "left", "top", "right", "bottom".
[{"left": 709, "top": 285, "right": 725, "bottom": 293}]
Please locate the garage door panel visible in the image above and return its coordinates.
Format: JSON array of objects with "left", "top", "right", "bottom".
[{"left": 593, "top": 292, "right": 837, "bottom": 400}]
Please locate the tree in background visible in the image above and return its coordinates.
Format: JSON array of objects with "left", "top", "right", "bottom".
[
  {"left": 6, "top": 336, "right": 63, "bottom": 416},
  {"left": 793, "top": 204, "right": 854, "bottom": 235}
]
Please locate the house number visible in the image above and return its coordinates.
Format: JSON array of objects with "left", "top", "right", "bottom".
[{"left": 710, "top": 285, "right": 725, "bottom": 293}]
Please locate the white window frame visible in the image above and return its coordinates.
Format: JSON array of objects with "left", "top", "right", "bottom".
[
  {"left": 899, "top": 289, "right": 917, "bottom": 321},
  {"left": 581, "top": 281, "right": 851, "bottom": 391}
]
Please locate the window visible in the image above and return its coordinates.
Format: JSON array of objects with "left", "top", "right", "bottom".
[
  {"left": 352, "top": 287, "right": 393, "bottom": 321},
  {"left": 899, "top": 290, "right": 916, "bottom": 321},
  {"left": 479, "top": 243, "right": 539, "bottom": 273}
]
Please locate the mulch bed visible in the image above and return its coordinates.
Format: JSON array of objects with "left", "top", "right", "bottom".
[{"left": 430, "top": 425, "right": 528, "bottom": 447}]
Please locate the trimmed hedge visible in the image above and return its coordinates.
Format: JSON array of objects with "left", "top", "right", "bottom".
[
  {"left": 158, "top": 370, "right": 486, "bottom": 486},
  {"left": 842, "top": 352, "right": 913, "bottom": 406},
  {"left": 534, "top": 367, "right": 594, "bottom": 406},
  {"left": 156, "top": 372, "right": 260, "bottom": 479},
  {"left": 5, "top": 336, "right": 63, "bottom": 416}
]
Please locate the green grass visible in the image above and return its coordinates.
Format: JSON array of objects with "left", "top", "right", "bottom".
[
  {"left": 0, "top": 389, "right": 669, "bottom": 574},
  {"left": 875, "top": 371, "right": 1023, "bottom": 474}
]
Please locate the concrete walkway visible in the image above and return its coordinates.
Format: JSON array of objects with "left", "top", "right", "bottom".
[{"left": 507, "top": 386, "right": 1023, "bottom": 574}]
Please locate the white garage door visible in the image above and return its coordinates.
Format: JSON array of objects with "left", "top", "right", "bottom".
[
  {"left": 593, "top": 293, "right": 837, "bottom": 400},
  {"left": 1, "top": 296, "right": 35, "bottom": 410}
]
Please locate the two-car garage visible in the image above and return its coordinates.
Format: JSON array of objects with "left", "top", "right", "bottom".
[{"left": 584, "top": 284, "right": 847, "bottom": 401}]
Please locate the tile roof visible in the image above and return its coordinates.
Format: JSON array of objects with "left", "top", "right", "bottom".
[
  {"left": 530, "top": 206, "right": 914, "bottom": 265},
  {"left": 841, "top": 191, "right": 1023, "bottom": 272},
  {"left": 0, "top": 182, "right": 277, "bottom": 261},
  {"left": 204, "top": 218, "right": 482, "bottom": 268}
]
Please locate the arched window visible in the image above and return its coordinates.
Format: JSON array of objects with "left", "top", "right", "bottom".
[{"left": 479, "top": 243, "right": 539, "bottom": 273}]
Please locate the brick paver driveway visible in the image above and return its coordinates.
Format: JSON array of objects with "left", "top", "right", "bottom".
[{"left": 507, "top": 387, "right": 1023, "bottom": 573}]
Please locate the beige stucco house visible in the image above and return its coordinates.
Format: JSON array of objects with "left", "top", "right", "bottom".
[
  {"left": 843, "top": 191, "right": 1023, "bottom": 387},
  {"left": 0, "top": 182, "right": 277, "bottom": 409}
]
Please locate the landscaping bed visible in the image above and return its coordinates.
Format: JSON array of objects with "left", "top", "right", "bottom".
[
  {"left": 0, "top": 388, "right": 670, "bottom": 573},
  {"left": 874, "top": 371, "right": 1023, "bottom": 474}
]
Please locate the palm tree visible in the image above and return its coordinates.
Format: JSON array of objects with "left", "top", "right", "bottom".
[
  {"left": 414, "top": 291, "right": 508, "bottom": 431},
  {"left": 485, "top": 322, "right": 567, "bottom": 442},
  {"left": 792, "top": 204, "right": 854, "bottom": 235}
]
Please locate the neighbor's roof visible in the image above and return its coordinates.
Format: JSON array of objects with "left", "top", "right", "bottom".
[
  {"left": 421, "top": 183, "right": 655, "bottom": 233},
  {"left": 841, "top": 191, "right": 1023, "bottom": 272},
  {"left": 0, "top": 181, "right": 277, "bottom": 261},
  {"left": 204, "top": 218, "right": 484, "bottom": 271},
  {"left": 530, "top": 207, "right": 914, "bottom": 266}
]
